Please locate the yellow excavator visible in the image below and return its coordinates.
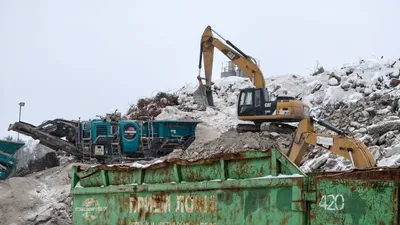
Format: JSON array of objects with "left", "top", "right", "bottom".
[
  {"left": 194, "top": 25, "right": 376, "bottom": 169},
  {"left": 194, "top": 25, "right": 310, "bottom": 133},
  {"left": 287, "top": 116, "right": 376, "bottom": 169}
]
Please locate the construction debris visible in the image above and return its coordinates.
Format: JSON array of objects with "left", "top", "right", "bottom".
[
  {"left": 133, "top": 129, "right": 294, "bottom": 165},
  {"left": 127, "top": 92, "right": 179, "bottom": 120}
]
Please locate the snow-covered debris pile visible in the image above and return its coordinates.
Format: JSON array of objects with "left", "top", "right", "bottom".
[
  {"left": 292, "top": 57, "right": 400, "bottom": 171},
  {"left": 311, "top": 93, "right": 400, "bottom": 169},
  {"left": 299, "top": 57, "right": 400, "bottom": 113},
  {"left": 156, "top": 77, "right": 254, "bottom": 133},
  {"left": 127, "top": 92, "right": 180, "bottom": 120},
  {"left": 145, "top": 56, "right": 400, "bottom": 172},
  {"left": 0, "top": 160, "right": 80, "bottom": 225}
]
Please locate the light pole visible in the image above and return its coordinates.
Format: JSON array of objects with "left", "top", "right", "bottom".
[{"left": 17, "top": 102, "right": 25, "bottom": 141}]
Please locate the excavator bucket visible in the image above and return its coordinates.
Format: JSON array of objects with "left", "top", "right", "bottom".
[
  {"left": 193, "top": 26, "right": 215, "bottom": 107},
  {"left": 193, "top": 79, "right": 214, "bottom": 107}
]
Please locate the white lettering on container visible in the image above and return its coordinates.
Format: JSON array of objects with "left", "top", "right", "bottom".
[
  {"left": 130, "top": 195, "right": 216, "bottom": 214},
  {"left": 318, "top": 194, "right": 345, "bottom": 211}
]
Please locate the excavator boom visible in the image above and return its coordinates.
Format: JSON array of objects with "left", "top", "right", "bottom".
[
  {"left": 288, "top": 117, "right": 376, "bottom": 169},
  {"left": 194, "top": 26, "right": 265, "bottom": 106}
]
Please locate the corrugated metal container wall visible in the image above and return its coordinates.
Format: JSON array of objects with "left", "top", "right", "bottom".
[
  {"left": 309, "top": 169, "right": 400, "bottom": 225},
  {"left": 71, "top": 150, "right": 308, "bottom": 225}
]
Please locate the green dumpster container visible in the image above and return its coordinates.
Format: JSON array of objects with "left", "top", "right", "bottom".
[
  {"left": 71, "top": 149, "right": 308, "bottom": 225},
  {"left": 70, "top": 147, "right": 400, "bottom": 225}
]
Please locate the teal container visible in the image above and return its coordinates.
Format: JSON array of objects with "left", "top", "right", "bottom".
[
  {"left": 0, "top": 139, "right": 24, "bottom": 180},
  {"left": 0, "top": 139, "right": 25, "bottom": 155},
  {"left": 142, "top": 120, "right": 200, "bottom": 138},
  {"left": 0, "top": 152, "right": 17, "bottom": 179}
]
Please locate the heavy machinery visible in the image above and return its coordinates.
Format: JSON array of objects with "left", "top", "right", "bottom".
[
  {"left": 194, "top": 25, "right": 311, "bottom": 133},
  {"left": 69, "top": 118, "right": 377, "bottom": 225},
  {"left": 8, "top": 111, "right": 200, "bottom": 164},
  {"left": 287, "top": 116, "right": 376, "bottom": 168},
  {"left": 0, "top": 139, "right": 25, "bottom": 180},
  {"left": 193, "top": 25, "right": 376, "bottom": 169}
]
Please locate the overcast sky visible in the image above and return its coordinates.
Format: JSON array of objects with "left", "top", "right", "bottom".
[{"left": 1, "top": 0, "right": 399, "bottom": 140}]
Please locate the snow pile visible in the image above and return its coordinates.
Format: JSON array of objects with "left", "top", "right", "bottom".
[
  {"left": 0, "top": 160, "right": 80, "bottom": 225},
  {"left": 151, "top": 56, "right": 400, "bottom": 172},
  {"left": 298, "top": 57, "right": 400, "bottom": 171},
  {"left": 157, "top": 76, "right": 254, "bottom": 133}
]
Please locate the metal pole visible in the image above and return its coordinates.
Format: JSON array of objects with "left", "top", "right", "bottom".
[
  {"left": 17, "top": 102, "right": 25, "bottom": 141},
  {"left": 17, "top": 105, "right": 21, "bottom": 141},
  {"left": 18, "top": 104, "right": 22, "bottom": 122}
]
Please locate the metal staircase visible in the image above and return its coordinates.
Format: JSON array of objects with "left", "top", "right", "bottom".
[
  {"left": 110, "top": 142, "right": 121, "bottom": 163},
  {"left": 109, "top": 122, "right": 122, "bottom": 163},
  {"left": 81, "top": 137, "right": 92, "bottom": 163}
]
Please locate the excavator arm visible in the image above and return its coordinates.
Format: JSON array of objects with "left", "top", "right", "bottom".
[
  {"left": 194, "top": 25, "right": 266, "bottom": 106},
  {"left": 288, "top": 117, "right": 376, "bottom": 169}
]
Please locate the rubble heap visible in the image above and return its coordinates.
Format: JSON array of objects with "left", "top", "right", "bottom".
[
  {"left": 297, "top": 57, "right": 400, "bottom": 171},
  {"left": 127, "top": 92, "right": 180, "bottom": 120},
  {"left": 132, "top": 130, "right": 294, "bottom": 166},
  {"left": 311, "top": 93, "right": 400, "bottom": 169}
]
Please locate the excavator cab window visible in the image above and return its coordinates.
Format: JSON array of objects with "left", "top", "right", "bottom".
[
  {"left": 244, "top": 91, "right": 253, "bottom": 105},
  {"left": 263, "top": 89, "right": 270, "bottom": 101},
  {"left": 255, "top": 89, "right": 261, "bottom": 107},
  {"left": 238, "top": 90, "right": 254, "bottom": 116}
]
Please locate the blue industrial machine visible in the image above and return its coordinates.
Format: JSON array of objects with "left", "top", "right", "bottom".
[
  {"left": 9, "top": 112, "right": 200, "bottom": 163},
  {"left": 75, "top": 117, "right": 200, "bottom": 162},
  {"left": 0, "top": 140, "right": 24, "bottom": 180}
]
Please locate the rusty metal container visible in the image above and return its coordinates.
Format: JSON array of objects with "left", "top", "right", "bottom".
[
  {"left": 70, "top": 148, "right": 400, "bottom": 225},
  {"left": 71, "top": 149, "right": 308, "bottom": 224},
  {"left": 308, "top": 168, "right": 400, "bottom": 224}
]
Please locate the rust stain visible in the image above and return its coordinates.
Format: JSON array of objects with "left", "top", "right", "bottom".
[
  {"left": 311, "top": 167, "right": 400, "bottom": 182},
  {"left": 280, "top": 216, "right": 289, "bottom": 225}
]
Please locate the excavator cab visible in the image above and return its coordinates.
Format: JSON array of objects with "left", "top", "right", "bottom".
[
  {"left": 237, "top": 87, "right": 310, "bottom": 123},
  {"left": 238, "top": 88, "right": 272, "bottom": 117}
]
